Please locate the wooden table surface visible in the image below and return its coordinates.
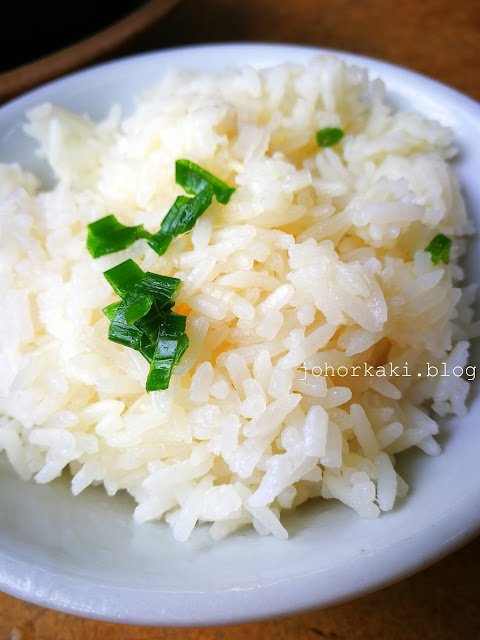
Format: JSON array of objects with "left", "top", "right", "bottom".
[{"left": 2, "top": 0, "right": 480, "bottom": 637}]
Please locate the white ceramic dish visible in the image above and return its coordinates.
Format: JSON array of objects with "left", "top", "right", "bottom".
[{"left": 0, "top": 44, "right": 479, "bottom": 626}]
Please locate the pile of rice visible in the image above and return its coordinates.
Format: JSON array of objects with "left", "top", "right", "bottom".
[{"left": 0, "top": 55, "right": 476, "bottom": 541}]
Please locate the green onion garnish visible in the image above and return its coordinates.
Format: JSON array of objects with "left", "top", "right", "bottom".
[
  {"left": 425, "top": 233, "right": 452, "bottom": 265},
  {"left": 157, "top": 308, "right": 187, "bottom": 335},
  {"left": 138, "top": 332, "right": 157, "bottom": 364},
  {"left": 137, "top": 272, "right": 181, "bottom": 306},
  {"left": 89, "top": 161, "right": 233, "bottom": 262},
  {"left": 108, "top": 303, "right": 144, "bottom": 350},
  {"left": 160, "top": 188, "right": 214, "bottom": 235},
  {"left": 145, "top": 336, "right": 182, "bottom": 392},
  {"left": 89, "top": 159, "right": 236, "bottom": 389},
  {"left": 87, "top": 215, "right": 151, "bottom": 258},
  {"left": 123, "top": 292, "right": 153, "bottom": 326},
  {"left": 176, "top": 159, "right": 235, "bottom": 204},
  {"left": 104, "top": 259, "right": 145, "bottom": 297},
  {"left": 135, "top": 303, "right": 170, "bottom": 340},
  {"left": 146, "top": 230, "right": 172, "bottom": 256},
  {"left": 160, "top": 196, "right": 191, "bottom": 233},
  {"left": 316, "top": 127, "right": 344, "bottom": 147},
  {"left": 101, "top": 261, "right": 188, "bottom": 391},
  {"left": 147, "top": 186, "right": 215, "bottom": 256},
  {"left": 104, "top": 261, "right": 180, "bottom": 306},
  {"left": 173, "top": 333, "right": 190, "bottom": 365},
  {"left": 145, "top": 310, "right": 188, "bottom": 392},
  {"left": 102, "top": 302, "right": 121, "bottom": 321}
]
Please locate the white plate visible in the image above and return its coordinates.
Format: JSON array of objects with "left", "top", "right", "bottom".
[{"left": 0, "top": 44, "right": 479, "bottom": 626}]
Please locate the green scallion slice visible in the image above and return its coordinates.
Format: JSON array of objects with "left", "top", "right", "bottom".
[
  {"left": 87, "top": 215, "right": 151, "bottom": 258},
  {"left": 107, "top": 297, "right": 189, "bottom": 389},
  {"left": 123, "top": 292, "right": 153, "bottom": 326},
  {"left": 158, "top": 309, "right": 187, "bottom": 336},
  {"left": 147, "top": 186, "right": 215, "bottom": 257},
  {"left": 147, "top": 230, "right": 173, "bottom": 256},
  {"left": 144, "top": 309, "right": 189, "bottom": 390},
  {"left": 155, "top": 195, "right": 192, "bottom": 236},
  {"left": 139, "top": 328, "right": 188, "bottom": 369},
  {"left": 316, "top": 127, "right": 344, "bottom": 147},
  {"left": 104, "top": 259, "right": 145, "bottom": 297},
  {"left": 176, "top": 159, "right": 235, "bottom": 204},
  {"left": 104, "top": 265, "right": 181, "bottom": 327},
  {"left": 134, "top": 303, "right": 164, "bottom": 340},
  {"left": 162, "top": 186, "right": 215, "bottom": 235},
  {"left": 108, "top": 304, "right": 144, "bottom": 350},
  {"left": 138, "top": 272, "right": 181, "bottom": 307},
  {"left": 145, "top": 336, "right": 181, "bottom": 392},
  {"left": 138, "top": 331, "right": 158, "bottom": 364},
  {"left": 425, "top": 233, "right": 452, "bottom": 265},
  {"left": 123, "top": 272, "right": 180, "bottom": 327},
  {"left": 102, "top": 302, "right": 121, "bottom": 321},
  {"left": 131, "top": 278, "right": 180, "bottom": 337},
  {"left": 174, "top": 333, "right": 189, "bottom": 365}
]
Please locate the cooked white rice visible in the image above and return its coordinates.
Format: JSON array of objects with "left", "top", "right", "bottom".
[{"left": 0, "top": 55, "right": 476, "bottom": 541}]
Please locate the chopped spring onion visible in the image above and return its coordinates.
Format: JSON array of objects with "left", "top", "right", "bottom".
[
  {"left": 135, "top": 303, "right": 170, "bottom": 340},
  {"left": 89, "top": 161, "right": 234, "bottom": 260},
  {"left": 125, "top": 272, "right": 180, "bottom": 329},
  {"left": 102, "top": 261, "right": 188, "bottom": 390},
  {"left": 87, "top": 215, "right": 151, "bottom": 258},
  {"left": 90, "top": 160, "right": 231, "bottom": 388},
  {"left": 135, "top": 302, "right": 181, "bottom": 342},
  {"left": 146, "top": 230, "right": 172, "bottom": 256},
  {"left": 145, "top": 310, "right": 188, "bottom": 392},
  {"left": 124, "top": 292, "right": 153, "bottom": 326},
  {"left": 160, "top": 188, "right": 214, "bottom": 235},
  {"left": 102, "top": 301, "right": 121, "bottom": 321},
  {"left": 157, "top": 308, "right": 187, "bottom": 336},
  {"left": 316, "top": 127, "right": 344, "bottom": 147},
  {"left": 173, "top": 333, "right": 189, "bottom": 365},
  {"left": 104, "top": 261, "right": 180, "bottom": 307},
  {"left": 108, "top": 303, "right": 144, "bottom": 350},
  {"left": 176, "top": 159, "right": 235, "bottom": 204},
  {"left": 104, "top": 259, "right": 145, "bottom": 297},
  {"left": 425, "top": 233, "right": 452, "bottom": 265},
  {"left": 137, "top": 272, "right": 181, "bottom": 306},
  {"left": 138, "top": 331, "right": 158, "bottom": 364},
  {"left": 145, "top": 336, "right": 182, "bottom": 392},
  {"left": 160, "top": 196, "right": 191, "bottom": 232},
  {"left": 147, "top": 186, "right": 214, "bottom": 256}
]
